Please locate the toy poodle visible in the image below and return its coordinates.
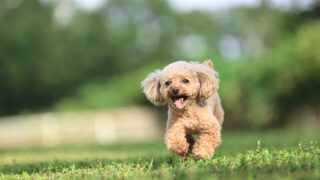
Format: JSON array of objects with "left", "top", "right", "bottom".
[{"left": 141, "top": 60, "right": 224, "bottom": 160}]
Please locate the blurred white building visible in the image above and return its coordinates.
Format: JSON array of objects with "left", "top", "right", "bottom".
[{"left": 0, "top": 107, "right": 161, "bottom": 149}]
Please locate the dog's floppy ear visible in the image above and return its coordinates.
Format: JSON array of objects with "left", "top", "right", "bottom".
[
  {"left": 141, "top": 70, "right": 165, "bottom": 106},
  {"left": 197, "top": 66, "right": 219, "bottom": 99}
]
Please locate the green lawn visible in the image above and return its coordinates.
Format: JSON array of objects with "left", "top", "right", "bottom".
[{"left": 0, "top": 130, "right": 319, "bottom": 179}]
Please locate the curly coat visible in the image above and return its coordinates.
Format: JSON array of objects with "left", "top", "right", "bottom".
[{"left": 142, "top": 60, "right": 224, "bottom": 159}]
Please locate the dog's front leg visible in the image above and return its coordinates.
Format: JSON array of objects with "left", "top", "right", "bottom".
[
  {"left": 192, "top": 127, "right": 221, "bottom": 159},
  {"left": 165, "top": 122, "right": 189, "bottom": 159}
]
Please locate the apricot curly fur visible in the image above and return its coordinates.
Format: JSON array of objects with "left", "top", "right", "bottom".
[{"left": 141, "top": 60, "right": 224, "bottom": 159}]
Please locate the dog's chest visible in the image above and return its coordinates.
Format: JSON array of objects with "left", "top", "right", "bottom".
[{"left": 183, "top": 114, "right": 201, "bottom": 134}]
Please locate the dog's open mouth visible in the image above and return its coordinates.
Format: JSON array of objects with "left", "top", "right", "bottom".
[{"left": 172, "top": 96, "right": 188, "bottom": 109}]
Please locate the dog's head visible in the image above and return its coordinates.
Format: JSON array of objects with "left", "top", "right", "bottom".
[{"left": 141, "top": 60, "right": 219, "bottom": 109}]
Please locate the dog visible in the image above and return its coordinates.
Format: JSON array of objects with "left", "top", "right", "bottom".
[{"left": 141, "top": 60, "right": 224, "bottom": 159}]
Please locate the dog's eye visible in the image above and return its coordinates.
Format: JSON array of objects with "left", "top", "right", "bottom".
[
  {"left": 183, "top": 79, "right": 189, "bottom": 83},
  {"left": 165, "top": 81, "right": 172, "bottom": 86}
]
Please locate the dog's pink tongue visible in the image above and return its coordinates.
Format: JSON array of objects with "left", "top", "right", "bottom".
[{"left": 174, "top": 98, "right": 185, "bottom": 109}]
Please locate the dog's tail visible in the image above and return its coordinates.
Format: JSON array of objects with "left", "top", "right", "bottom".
[
  {"left": 203, "top": 60, "right": 213, "bottom": 69},
  {"left": 203, "top": 59, "right": 219, "bottom": 77}
]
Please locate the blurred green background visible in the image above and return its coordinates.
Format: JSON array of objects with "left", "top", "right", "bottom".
[{"left": 1, "top": 0, "right": 320, "bottom": 131}]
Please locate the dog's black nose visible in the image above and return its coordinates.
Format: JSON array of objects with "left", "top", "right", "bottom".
[{"left": 172, "top": 88, "right": 180, "bottom": 95}]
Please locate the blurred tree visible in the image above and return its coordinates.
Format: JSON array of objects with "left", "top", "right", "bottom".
[
  {"left": 0, "top": 0, "right": 219, "bottom": 115},
  {"left": 0, "top": 0, "right": 319, "bottom": 130}
]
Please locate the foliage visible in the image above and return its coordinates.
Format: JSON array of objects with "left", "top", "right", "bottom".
[
  {"left": 227, "top": 22, "right": 320, "bottom": 128},
  {"left": 1, "top": 0, "right": 320, "bottom": 128},
  {"left": 53, "top": 22, "right": 320, "bottom": 128},
  {"left": 53, "top": 62, "right": 167, "bottom": 111},
  {"left": 0, "top": 0, "right": 217, "bottom": 115},
  {"left": 0, "top": 131, "right": 319, "bottom": 179}
]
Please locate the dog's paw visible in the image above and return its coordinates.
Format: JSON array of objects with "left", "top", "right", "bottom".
[
  {"left": 167, "top": 141, "right": 189, "bottom": 156},
  {"left": 193, "top": 148, "right": 214, "bottom": 160}
]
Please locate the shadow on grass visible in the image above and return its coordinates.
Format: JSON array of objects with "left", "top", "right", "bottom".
[
  {"left": 0, "top": 140, "right": 165, "bottom": 154},
  {"left": 0, "top": 155, "right": 179, "bottom": 175}
]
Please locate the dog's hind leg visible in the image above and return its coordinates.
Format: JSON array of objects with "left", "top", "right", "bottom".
[
  {"left": 186, "top": 134, "right": 195, "bottom": 155},
  {"left": 179, "top": 135, "right": 195, "bottom": 161},
  {"left": 214, "top": 95, "right": 224, "bottom": 126}
]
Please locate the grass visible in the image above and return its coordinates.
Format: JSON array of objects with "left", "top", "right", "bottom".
[{"left": 0, "top": 130, "right": 319, "bottom": 179}]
